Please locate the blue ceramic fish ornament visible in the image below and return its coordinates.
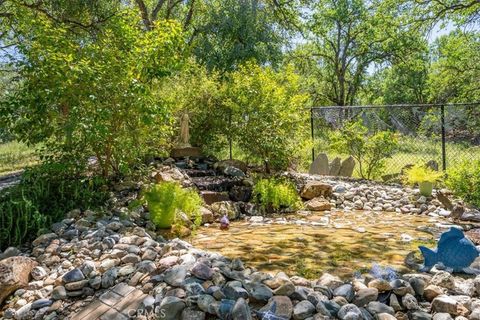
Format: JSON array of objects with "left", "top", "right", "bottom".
[{"left": 419, "top": 227, "right": 480, "bottom": 274}]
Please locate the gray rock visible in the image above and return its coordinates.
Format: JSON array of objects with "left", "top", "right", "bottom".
[
  {"left": 197, "top": 294, "right": 216, "bottom": 314},
  {"left": 259, "top": 296, "right": 293, "bottom": 319},
  {"left": 334, "top": 284, "right": 355, "bottom": 302},
  {"left": 89, "top": 276, "right": 102, "bottom": 290},
  {"left": 191, "top": 263, "right": 214, "bottom": 280},
  {"left": 13, "top": 303, "right": 31, "bottom": 320},
  {"left": 52, "top": 286, "right": 67, "bottom": 300},
  {"left": 402, "top": 293, "right": 419, "bottom": 310},
  {"left": 317, "top": 300, "right": 341, "bottom": 317},
  {"left": 290, "top": 286, "right": 312, "bottom": 301},
  {"left": 159, "top": 296, "right": 186, "bottom": 320},
  {"left": 247, "top": 283, "right": 273, "bottom": 303},
  {"left": 101, "top": 268, "right": 118, "bottom": 288},
  {"left": 273, "top": 282, "right": 296, "bottom": 296},
  {"left": 232, "top": 298, "right": 252, "bottom": 320},
  {"left": 339, "top": 156, "right": 355, "bottom": 177},
  {"left": 337, "top": 304, "right": 362, "bottom": 320},
  {"left": 366, "top": 301, "right": 394, "bottom": 315},
  {"left": 62, "top": 268, "right": 85, "bottom": 283},
  {"left": 30, "top": 267, "right": 48, "bottom": 281},
  {"left": 224, "top": 285, "right": 249, "bottom": 300},
  {"left": 329, "top": 157, "right": 342, "bottom": 176},
  {"left": 409, "top": 277, "right": 426, "bottom": 296},
  {"left": 181, "top": 308, "right": 206, "bottom": 320},
  {"left": 432, "top": 313, "right": 453, "bottom": 320},
  {"left": 410, "top": 310, "right": 433, "bottom": 320},
  {"left": 79, "top": 261, "right": 96, "bottom": 277},
  {"left": 65, "top": 279, "right": 89, "bottom": 291},
  {"left": 185, "top": 283, "right": 205, "bottom": 296},
  {"left": 353, "top": 288, "right": 378, "bottom": 307},
  {"left": 309, "top": 153, "right": 329, "bottom": 175},
  {"left": 164, "top": 265, "right": 187, "bottom": 287},
  {"left": 0, "top": 247, "right": 21, "bottom": 260},
  {"left": 31, "top": 299, "right": 52, "bottom": 310},
  {"left": 293, "top": 300, "right": 315, "bottom": 320}
]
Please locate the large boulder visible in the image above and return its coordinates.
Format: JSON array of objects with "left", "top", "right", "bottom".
[
  {"left": 309, "top": 153, "right": 329, "bottom": 175},
  {"left": 300, "top": 182, "right": 333, "bottom": 200},
  {"left": 339, "top": 156, "right": 355, "bottom": 177},
  {"left": 0, "top": 256, "right": 37, "bottom": 304}
]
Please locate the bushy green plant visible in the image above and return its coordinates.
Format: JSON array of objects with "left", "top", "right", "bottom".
[
  {"left": 253, "top": 178, "right": 302, "bottom": 212},
  {"left": 403, "top": 164, "right": 443, "bottom": 185},
  {"left": 2, "top": 7, "right": 184, "bottom": 178},
  {"left": 330, "top": 120, "right": 398, "bottom": 179},
  {"left": 225, "top": 62, "right": 309, "bottom": 170},
  {"left": 446, "top": 160, "right": 480, "bottom": 208},
  {"left": 0, "top": 164, "right": 108, "bottom": 250},
  {"left": 144, "top": 182, "right": 203, "bottom": 229}
]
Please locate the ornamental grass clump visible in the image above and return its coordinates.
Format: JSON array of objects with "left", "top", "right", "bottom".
[
  {"left": 144, "top": 182, "right": 203, "bottom": 229},
  {"left": 403, "top": 164, "right": 443, "bottom": 196},
  {"left": 253, "top": 178, "right": 302, "bottom": 212}
]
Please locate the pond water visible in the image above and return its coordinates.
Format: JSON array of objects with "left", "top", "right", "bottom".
[{"left": 188, "top": 211, "right": 452, "bottom": 279}]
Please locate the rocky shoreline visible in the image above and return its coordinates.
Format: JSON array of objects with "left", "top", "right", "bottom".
[{"left": 2, "top": 167, "right": 480, "bottom": 320}]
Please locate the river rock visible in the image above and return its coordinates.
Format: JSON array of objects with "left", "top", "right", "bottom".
[
  {"left": 432, "top": 295, "right": 465, "bottom": 316},
  {"left": 197, "top": 294, "right": 216, "bottom": 314},
  {"left": 232, "top": 298, "right": 252, "bottom": 320},
  {"left": 0, "top": 257, "right": 37, "bottom": 305},
  {"left": 62, "top": 268, "right": 85, "bottom": 283},
  {"left": 367, "top": 301, "right": 394, "bottom": 315},
  {"left": 260, "top": 296, "right": 293, "bottom": 319},
  {"left": 305, "top": 197, "right": 332, "bottom": 211},
  {"left": 164, "top": 265, "right": 187, "bottom": 287},
  {"left": 433, "top": 313, "right": 453, "bottom": 320},
  {"left": 300, "top": 182, "right": 333, "bottom": 199},
  {"left": 338, "top": 303, "right": 362, "bottom": 320},
  {"left": 159, "top": 296, "right": 186, "bottom": 320},
  {"left": 424, "top": 285, "right": 444, "bottom": 301},
  {"left": 309, "top": 153, "right": 329, "bottom": 175},
  {"left": 339, "top": 156, "right": 355, "bottom": 177},
  {"left": 293, "top": 300, "right": 315, "bottom": 320},
  {"left": 353, "top": 288, "right": 378, "bottom": 307},
  {"left": 191, "top": 262, "right": 214, "bottom": 280},
  {"left": 181, "top": 308, "right": 206, "bottom": 320},
  {"left": 334, "top": 284, "right": 355, "bottom": 302}
]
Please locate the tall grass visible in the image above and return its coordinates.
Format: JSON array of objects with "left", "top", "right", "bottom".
[
  {"left": 0, "top": 164, "right": 108, "bottom": 250},
  {"left": 0, "top": 141, "right": 38, "bottom": 176}
]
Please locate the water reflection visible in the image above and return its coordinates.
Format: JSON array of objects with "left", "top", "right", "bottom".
[{"left": 189, "top": 211, "right": 443, "bottom": 279}]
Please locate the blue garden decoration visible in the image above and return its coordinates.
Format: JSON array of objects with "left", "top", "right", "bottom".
[{"left": 419, "top": 227, "right": 480, "bottom": 274}]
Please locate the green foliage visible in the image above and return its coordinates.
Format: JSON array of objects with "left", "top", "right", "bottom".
[
  {"left": 330, "top": 120, "right": 399, "bottom": 179},
  {"left": 0, "top": 164, "right": 108, "bottom": 250},
  {"left": 403, "top": 164, "right": 443, "bottom": 185},
  {"left": 225, "top": 62, "right": 309, "bottom": 170},
  {"left": 253, "top": 178, "right": 302, "bottom": 212},
  {"left": 0, "top": 141, "right": 38, "bottom": 176},
  {"left": 144, "top": 182, "right": 203, "bottom": 229},
  {"left": 446, "top": 160, "right": 480, "bottom": 208},
  {"left": 2, "top": 6, "right": 184, "bottom": 177}
]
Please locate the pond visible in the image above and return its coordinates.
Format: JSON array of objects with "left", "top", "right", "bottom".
[{"left": 188, "top": 211, "right": 452, "bottom": 279}]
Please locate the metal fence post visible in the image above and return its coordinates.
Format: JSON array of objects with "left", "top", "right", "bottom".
[
  {"left": 310, "top": 107, "right": 315, "bottom": 162},
  {"left": 441, "top": 105, "right": 447, "bottom": 171}
]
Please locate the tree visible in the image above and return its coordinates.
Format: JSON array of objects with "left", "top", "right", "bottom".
[
  {"left": 428, "top": 30, "right": 480, "bottom": 102},
  {"left": 1, "top": 6, "right": 184, "bottom": 177},
  {"left": 291, "top": 0, "right": 419, "bottom": 107}
]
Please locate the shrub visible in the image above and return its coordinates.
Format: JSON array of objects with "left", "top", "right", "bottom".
[
  {"left": 225, "top": 63, "right": 309, "bottom": 170},
  {"left": 446, "top": 160, "right": 480, "bottom": 208},
  {"left": 2, "top": 8, "right": 184, "bottom": 178},
  {"left": 330, "top": 120, "right": 398, "bottom": 179},
  {"left": 144, "top": 182, "right": 203, "bottom": 229},
  {"left": 253, "top": 178, "right": 302, "bottom": 212},
  {"left": 403, "top": 164, "right": 443, "bottom": 185},
  {"left": 0, "top": 164, "right": 108, "bottom": 250}
]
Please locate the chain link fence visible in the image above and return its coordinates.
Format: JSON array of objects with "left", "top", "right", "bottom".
[{"left": 309, "top": 103, "right": 480, "bottom": 180}]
